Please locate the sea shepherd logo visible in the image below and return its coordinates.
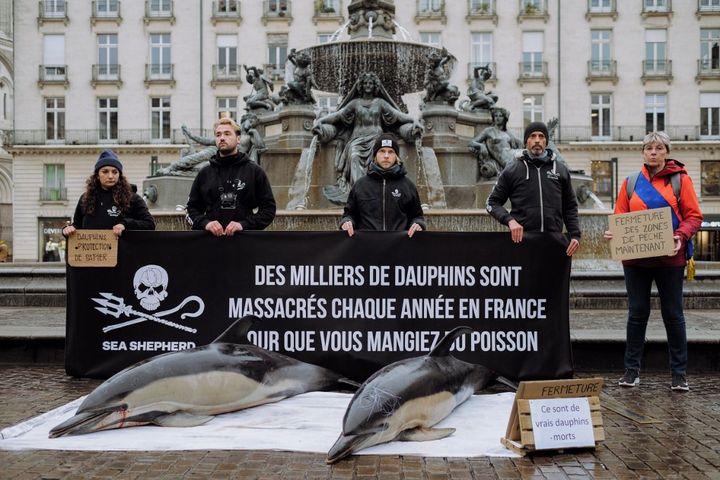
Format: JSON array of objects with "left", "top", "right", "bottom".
[{"left": 92, "top": 264, "right": 205, "bottom": 334}]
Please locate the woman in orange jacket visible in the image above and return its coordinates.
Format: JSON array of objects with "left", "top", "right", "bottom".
[{"left": 603, "top": 131, "right": 702, "bottom": 391}]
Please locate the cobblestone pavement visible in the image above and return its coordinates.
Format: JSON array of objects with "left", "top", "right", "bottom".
[{"left": 1, "top": 366, "right": 719, "bottom": 479}]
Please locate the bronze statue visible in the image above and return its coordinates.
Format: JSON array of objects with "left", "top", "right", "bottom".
[
  {"left": 276, "top": 49, "right": 317, "bottom": 106},
  {"left": 468, "top": 107, "right": 522, "bottom": 179},
  {"left": 461, "top": 65, "right": 498, "bottom": 112},
  {"left": 313, "top": 72, "right": 423, "bottom": 203},
  {"left": 422, "top": 47, "right": 460, "bottom": 106},
  {"left": 243, "top": 66, "right": 276, "bottom": 112}
]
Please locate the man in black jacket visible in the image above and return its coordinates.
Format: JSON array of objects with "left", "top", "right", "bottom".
[
  {"left": 186, "top": 117, "right": 276, "bottom": 236},
  {"left": 486, "top": 121, "right": 580, "bottom": 256},
  {"left": 340, "top": 133, "right": 426, "bottom": 237}
]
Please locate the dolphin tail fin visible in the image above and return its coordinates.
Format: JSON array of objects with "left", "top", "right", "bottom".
[
  {"left": 326, "top": 433, "right": 372, "bottom": 464},
  {"left": 428, "top": 326, "right": 474, "bottom": 357},
  {"left": 212, "top": 315, "right": 261, "bottom": 344},
  {"left": 397, "top": 426, "right": 455, "bottom": 442}
]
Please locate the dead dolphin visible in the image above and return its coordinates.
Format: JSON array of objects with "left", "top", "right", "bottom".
[
  {"left": 326, "top": 326, "right": 513, "bottom": 463},
  {"left": 50, "top": 315, "right": 351, "bottom": 438}
]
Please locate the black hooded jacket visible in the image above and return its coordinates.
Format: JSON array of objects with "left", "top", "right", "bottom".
[
  {"left": 486, "top": 149, "right": 581, "bottom": 239},
  {"left": 186, "top": 151, "right": 276, "bottom": 230},
  {"left": 71, "top": 189, "right": 155, "bottom": 230},
  {"left": 340, "top": 163, "right": 427, "bottom": 232}
]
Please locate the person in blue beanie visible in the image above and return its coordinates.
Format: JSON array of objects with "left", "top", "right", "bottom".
[
  {"left": 339, "top": 132, "right": 426, "bottom": 237},
  {"left": 62, "top": 149, "right": 155, "bottom": 239}
]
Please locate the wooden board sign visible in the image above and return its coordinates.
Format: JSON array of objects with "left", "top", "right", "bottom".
[
  {"left": 67, "top": 230, "right": 118, "bottom": 267},
  {"left": 607, "top": 207, "right": 675, "bottom": 261}
]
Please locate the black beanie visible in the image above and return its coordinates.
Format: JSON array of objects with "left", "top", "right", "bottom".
[
  {"left": 372, "top": 132, "right": 400, "bottom": 159},
  {"left": 523, "top": 122, "right": 549, "bottom": 145},
  {"left": 94, "top": 149, "right": 123, "bottom": 173}
]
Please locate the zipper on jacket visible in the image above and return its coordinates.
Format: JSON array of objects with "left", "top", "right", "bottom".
[
  {"left": 382, "top": 179, "right": 387, "bottom": 231},
  {"left": 536, "top": 166, "right": 544, "bottom": 232}
]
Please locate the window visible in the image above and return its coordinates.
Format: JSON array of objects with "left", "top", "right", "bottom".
[
  {"left": 523, "top": 95, "right": 544, "bottom": 125},
  {"left": 701, "top": 161, "right": 720, "bottom": 196},
  {"left": 267, "top": 0, "right": 288, "bottom": 14},
  {"left": 217, "top": 35, "right": 238, "bottom": 77},
  {"left": 317, "top": 0, "right": 339, "bottom": 13},
  {"left": 701, "top": 29, "right": 720, "bottom": 71},
  {"left": 471, "top": 33, "right": 493, "bottom": 68},
  {"left": 644, "top": 0, "right": 667, "bottom": 11},
  {"left": 645, "top": 30, "right": 667, "bottom": 73},
  {"left": 95, "top": 0, "right": 119, "bottom": 16},
  {"left": 151, "top": 96, "right": 171, "bottom": 141},
  {"left": 217, "top": 97, "right": 238, "bottom": 121},
  {"left": 590, "top": 161, "right": 613, "bottom": 198},
  {"left": 418, "top": 0, "right": 442, "bottom": 13},
  {"left": 420, "top": 32, "right": 442, "bottom": 47},
  {"left": 43, "top": 34, "right": 66, "bottom": 79},
  {"left": 2, "top": 93, "right": 6, "bottom": 120},
  {"left": 149, "top": 0, "right": 171, "bottom": 15},
  {"left": 700, "top": 93, "right": 720, "bottom": 138},
  {"left": 589, "top": 0, "right": 612, "bottom": 13},
  {"left": 522, "top": 32, "right": 543, "bottom": 74},
  {"left": 318, "top": 33, "right": 335, "bottom": 43},
  {"left": 150, "top": 33, "right": 171, "bottom": 77},
  {"left": 645, "top": 94, "right": 665, "bottom": 133},
  {"left": 267, "top": 34, "right": 288, "bottom": 77},
  {"left": 591, "top": 93, "right": 611, "bottom": 139},
  {"left": 98, "top": 98, "right": 118, "bottom": 141},
  {"left": 43, "top": 0, "right": 66, "bottom": 16},
  {"left": 43, "top": 164, "right": 65, "bottom": 201},
  {"left": 217, "top": 0, "right": 238, "bottom": 13},
  {"left": 315, "top": 95, "right": 339, "bottom": 117},
  {"left": 590, "top": 30, "right": 611, "bottom": 72},
  {"left": 39, "top": 218, "right": 69, "bottom": 263},
  {"left": 470, "top": 0, "right": 493, "bottom": 13},
  {"left": 97, "top": 34, "right": 118, "bottom": 78},
  {"left": 700, "top": 0, "right": 720, "bottom": 11},
  {"left": 45, "top": 97, "right": 65, "bottom": 142},
  {"left": 521, "top": 0, "right": 543, "bottom": 13}
]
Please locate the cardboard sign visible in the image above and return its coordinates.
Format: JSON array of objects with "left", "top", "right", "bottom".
[
  {"left": 67, "top": 230, "right": 118, "bottom": 267},
  {"left": 607, "top": 207, "right": 675, "bottom": 261},
  {"left": 528, "top": 397, "right": 596, "bottom": 449}
]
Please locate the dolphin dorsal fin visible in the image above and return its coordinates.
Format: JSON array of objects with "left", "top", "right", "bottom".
[
  {"left": 212, "top": 315, "right": 260, "bottom": 344},
  {"left": 428, "top": 326, "right": 474, "bottom": 357}
]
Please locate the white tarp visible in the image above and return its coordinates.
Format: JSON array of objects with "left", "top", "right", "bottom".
[{"left": 0, "top": 392, "right": 518, "bottom": 458}]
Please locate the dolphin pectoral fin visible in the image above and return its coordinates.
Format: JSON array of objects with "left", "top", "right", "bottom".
[
  {"left": 153, "top": 412, "right": 215, "bottom": 428},
  {"left": 397, "top": 427, "right": 455, "bottom": 442}
]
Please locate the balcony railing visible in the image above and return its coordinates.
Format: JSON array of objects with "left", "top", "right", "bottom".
[
  {"left": 91, "top": 64, "right": 122, "bottom": 86},
  {"left": 586, "top": 60, "right": 618, "bottom": 83},
  {"left": 144, "top": 64, "right": 175, "bottom": 87},
  {"left": 467, "top": 62, "right": 497, "bottom": 82},
  {"left": 698, "top": 0, "right": 720, "bottom": 16},
  {"left": 9, "top": 129, "right": 195, "bottom": 146},
  {"left": 7, "top": 125, "right": 707, "bottom": 147},
  {"left": 518, "top": 0, "right": 549, "bottom": 22},
  {"left": 262, "top": 0, "right": 292, "bottom": 24},
  {"left": 313, "top": 0, "right": 343, "bottom": 24},
  {"left": 517, "top": 61, "right": 549, "bottom": 84},
  {"left": 466, "top": 0, "right": 497, "bottom": 24},
  {"left": 641, "top": 59, "right": 672, "bottom": 83},
  {"left": 38, "top": 1, "right": 68, "bottom": 25},
  {"left": 586, "top": 0, "right": 617, "bottom": 19},
  {"left": 697, "top": 59, "right": 720, "bottom": 81},
  {"left": 641, "top": 0, "right": 672, "bottom": 17},
  {"left": 211, "top": 65, "right": 243, "bottom": 87},
  {"left": 144, "top": 0, "right": 175, "bottom": 24},
  {"left": 38, "top": 65, "right": 68, "bottom": 87},
  {"left": 263, "top": 63, "right": 286, "bottom": 81},
  {"left": 211, "top": 0, "right": 242, "bottom": 24},
  {"left": 91, "top": 0, "right": 121, "bottom": 25},
  {"left": 40, "top": 187, "right": 67, "bottom": 202},
  {"left": 415, "top": 0, "right": 446, "bottom": 23}
]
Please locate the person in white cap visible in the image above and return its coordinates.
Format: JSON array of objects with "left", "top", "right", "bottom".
[{"left": 340, "top": 132, "right": 426, "bottom": 237}]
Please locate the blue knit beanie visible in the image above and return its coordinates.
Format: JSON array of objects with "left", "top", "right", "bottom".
[{"left": 95, "top": 149, "right": 123, "bottom": 173}]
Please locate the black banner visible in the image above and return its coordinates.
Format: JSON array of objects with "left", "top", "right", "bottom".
[{"left": 66, "top": 231, "right": 573, "bottom": 381}]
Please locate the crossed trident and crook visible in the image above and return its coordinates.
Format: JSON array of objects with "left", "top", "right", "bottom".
[{"left": 92, "top": 293, "right": 205, "bottom": 334}]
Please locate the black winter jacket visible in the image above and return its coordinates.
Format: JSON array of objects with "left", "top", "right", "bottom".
[
  {"left": 340, "top": 164, "right": 427, "bottom": 232},
  {"left": 486, "top": 150, "right": 581, "bottom": 239},
  {"left": 71, "top": 189, "right": 155, "bottom": 230},
  {"left": 186, "top": 151, "right": 276, "bottom": 230}
]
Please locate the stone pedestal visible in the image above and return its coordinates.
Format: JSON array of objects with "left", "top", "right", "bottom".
[
  {"left": 266, "top": 105, "right": 316, "bottom": 150},
  {"left": 141, "top": 175, "right": 195, "bottom": 212}
]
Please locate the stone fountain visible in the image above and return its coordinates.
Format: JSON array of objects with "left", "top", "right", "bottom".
[{"left": 141, "top": 0, "right": 610, "bottom": 259}]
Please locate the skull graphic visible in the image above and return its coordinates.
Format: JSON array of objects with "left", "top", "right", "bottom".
[{"left": 133, "top": 265, "right": 169, "bottom": 311}]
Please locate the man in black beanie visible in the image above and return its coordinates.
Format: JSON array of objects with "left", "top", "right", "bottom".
[
  {"left": 486, "top": 121, "right": 581, "bottom": 256},
  {"left": 339, "top": 132, "right": 426, "bottom": 237}
]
